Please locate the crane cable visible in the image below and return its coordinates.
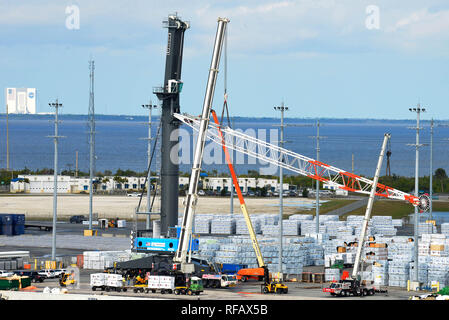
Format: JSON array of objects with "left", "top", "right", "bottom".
[
  {"left": 220, "top": 25, "right": 232, "bottom": 129},
  {"left": 136, "top": 118, "right": 162, "bottom": 214}
]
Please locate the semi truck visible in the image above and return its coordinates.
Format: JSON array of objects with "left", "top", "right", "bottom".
[
  {"left": 144, "top": 275, "right": 203, "bottom": 295},
  {"left": 323, "top": 279, "right": 376, "bottom": 297}
]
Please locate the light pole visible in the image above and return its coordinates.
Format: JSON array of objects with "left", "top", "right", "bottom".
[
  {"left": 429, "top": 119, "right": 434, "bottom": 220},
  {"left": 142, "top": 101, "right": 157, "bottom": 230},
  {"left": 274, "top": 102, "right": 288, "bottom": 275},
  {"left": 88, "top": 59, "right": 96, "bottom": 231},
  {"left": 408, "top": 104, "right": 426, "bottom": 282},
  {"left": 48, "top": 99, "right": 64, "bottom": 261},
  {"left": 309, "top": 120, "right": 327, "bottom": 233}
]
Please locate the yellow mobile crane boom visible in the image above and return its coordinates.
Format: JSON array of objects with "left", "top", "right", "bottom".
[{"left": 211, "top": 110, "right": 288, "bottom": 294}]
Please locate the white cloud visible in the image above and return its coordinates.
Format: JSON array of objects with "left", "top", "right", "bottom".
[{"left": 2, "top": 0, "right": 449, "bottom": 57}]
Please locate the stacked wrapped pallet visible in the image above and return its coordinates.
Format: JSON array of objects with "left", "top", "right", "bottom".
[
  {"left": 421, "top": 233, "right": 448, "bottom": 257},
  {"left": 427, "top": 256, "right": 449, "bottom": 286},
  {"left": 371, "top": 216, "right": 397, "bottom": 236},
  {"left": 196, "top": 236, "right": 318, "bottom": 275},
  {"left": 392, "top": 219, "right": 403, "bottom": 228},
  {"left": 388, "top": 261, "right": 409, "bottom": 287},
  {"left": 235, "top": 216, "right": 262, "bottom": 235},
  {"left": 261, "top": 220, "right": 300, "bottom": 236},
  {"left": 211, "top": 215, "right": 236, "bottom": 234},
  {"left": 324, "top": 268, "right": 341, "bottom": 282},
  {"left": 409, "top": 262, "right": 428, "bottom": 284},
  {"left": 194, "top": 214, "right": 213, "bottom": 234},
  {"left": 336, "top": 226, "right": 354, "bottom": 237},
  {"left": 365, "top": 243, "right": 388, "bottom": 261},
  {"left": 83, "top": 251, "right": 131, "bottom": 270},
  {"left": 259, "top": 214, "right": 279, "bottom": 226},
  {"left": 372, "top": 261, "right": 389, "bottom": 286},
  {"left": 324, "top": 221, "right": 347, "bottom": 237},
  {"left": 300, "top": 221, "right": 326, "bottom": 235},
  {"left": 317, "top": 215, "right": 339, "bottom": 223},
  {"left": 441, "top": 223, "right": 449, "bottom": 236},
  {"left": 418, "top": 222, "right": 437, "bottom": 235},
  {"left": 282, "top": 220, "right": 301, "bottom": 236},
  {"left": 288, "top": 214, "right": 313, "bottom": 221}
]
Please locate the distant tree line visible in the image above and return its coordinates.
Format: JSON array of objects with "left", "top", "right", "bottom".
[{"left": 1, "top": 167, "right": 448, "bottom": 194}]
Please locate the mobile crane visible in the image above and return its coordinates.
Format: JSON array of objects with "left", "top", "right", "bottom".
[
  {"left": 322, "top": 134, "right": 428, "bottom": 297},
  {"left": 211, "top": 110, "right": 288, "bottom": 294},
  {"left": 173, "top": 18, "right": 229, "bottom": 277}
]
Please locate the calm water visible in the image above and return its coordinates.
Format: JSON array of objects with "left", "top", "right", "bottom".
[{"left": 0, "top": 115, "right": 448, "bottom": 177}]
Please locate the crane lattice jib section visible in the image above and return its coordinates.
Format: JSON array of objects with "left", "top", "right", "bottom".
[{"left": 174, "top": 113, "right": 419, "bottom": 207}]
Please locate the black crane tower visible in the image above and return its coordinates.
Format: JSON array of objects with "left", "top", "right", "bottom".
[{"left": 154, "top": 14, "right": 189, "bottom": 235}]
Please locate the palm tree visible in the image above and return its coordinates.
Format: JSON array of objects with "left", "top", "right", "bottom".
[{"left": 435, "top": 168, "right": 447, "bottom": 193}]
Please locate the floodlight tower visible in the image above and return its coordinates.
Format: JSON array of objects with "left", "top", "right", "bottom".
[
  {"left": 48, "top": 99, "right": 64, "bottom": 261},
  {"left": 408, "top": 104, "right": 426, "bottom": 282},
  {"left": 274, "top": 102, "right": 288, "bottom": 275}
]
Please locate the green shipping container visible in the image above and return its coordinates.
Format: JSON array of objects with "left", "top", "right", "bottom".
[
  {"left": 20, "top": 276, "right": 31, "bottom": 288},
  {"left": 0, "top": 278, "right": 20, "bottom": 290}
]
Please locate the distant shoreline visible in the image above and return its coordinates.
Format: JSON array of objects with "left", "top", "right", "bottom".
[{"left": 0, "top": 113, "right": 443, "bottom": 123}]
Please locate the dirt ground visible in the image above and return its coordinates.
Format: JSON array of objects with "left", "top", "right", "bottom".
[{"left": 0, "top": 194, "right": 323, "bottom": 221}]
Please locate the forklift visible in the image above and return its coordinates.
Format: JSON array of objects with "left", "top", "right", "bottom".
[{"left": 59, "top": 272, "right": 76, "bottom": 287}]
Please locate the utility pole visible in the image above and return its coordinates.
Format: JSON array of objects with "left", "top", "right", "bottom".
[
  {"left": 88, "top": 59, "right": 96, "bottom": 230},
  {"left": 75, "top": 150, "right": 79, "bottom": 178},
  {"left": 407, "top": 104, "right": 426, "bottom": 282},
  {"left": 309, "top": 120, "right": 327, "bottom": 233},
  {"left": 6, "top": 104, "right": 9, "bottom": 171},
  {"left": 142, "top": 101, "right": 157, "bottom": 230},
  {"left": 48, "top": 99, "right": 64, "bottom": 261},
  {"left": 352, "top": 154, "right": 354, "bottom": 173},
  {"left": 274, "top": 102, "right": 288, "bottom": 275},
  {"left": 429, "top": 119, "right": 434, "bottom": 220}
]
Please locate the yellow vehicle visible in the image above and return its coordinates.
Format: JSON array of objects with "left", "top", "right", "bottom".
[
  {"left": 263, "top": 280, "right": 288, "bottom": 294},
  {"left": 59, "top": 272, "right": 75, "bottom": 287}
]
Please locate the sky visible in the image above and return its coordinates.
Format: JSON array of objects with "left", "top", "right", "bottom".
[{"left": 1, "top": 0, "right": 449, "bottom": 119}]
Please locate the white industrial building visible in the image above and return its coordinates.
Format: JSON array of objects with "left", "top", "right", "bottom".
[
  {"left": 10, "top": 175, "right": 148, "bottom": 194},
  {"left": 202, "top": 177, "right": 288, "bottom": 193},
  {"left": 5, "top": 88, "right": 37, "bottom": 114},
  {"left": 10, "top": 175, "right": 288, "bottom": 194},
  {"left": 323, "top": 182, "right": 349, "bottom": 196}
]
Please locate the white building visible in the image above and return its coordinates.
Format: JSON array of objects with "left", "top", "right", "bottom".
[
  {"left": 323, "top": 182, "right": 348, "bottom": 196},
  {"left": 10, "top": 175, "right": 288, "bottom": 194},
  {"left": 5, "top": 88, "right": 37, "bottom": 114},
  {"left": 201, "top": 177, "right": 288, "bottom": 193},
  {"left": 10, "top": 175, "right": 148, "bottom": 194}
]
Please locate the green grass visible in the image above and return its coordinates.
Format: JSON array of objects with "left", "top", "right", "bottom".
[{"left": 341, "top": 200, "right": 449, "bottom": 220}]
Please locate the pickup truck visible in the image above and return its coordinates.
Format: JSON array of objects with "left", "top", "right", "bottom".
[
  {"left": 38, "top": 269, "right": 56, "bottom": 279},
  {"left": 54, "top": 269, "right": 67, "bottom": 277},
  {"left": 13, "top": 270, "right": 45, "bottom": 283},
  {"left": 0, "top": 270, "right": 14, "bottom": 277}
]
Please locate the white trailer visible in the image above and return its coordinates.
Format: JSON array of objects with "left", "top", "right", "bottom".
[
  {"left": 202, "top": 274, "right": 237, "bottom": 288},
  {"left": 146, "top": 275, "right": 175, "bottom": 294},
  {"left": 90, "top": 273, "right": 126, "bottom": 292}
]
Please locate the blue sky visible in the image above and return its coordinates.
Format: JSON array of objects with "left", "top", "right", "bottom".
[{"left": 1, "top": 0, "right": 449, "bottom": 119}]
